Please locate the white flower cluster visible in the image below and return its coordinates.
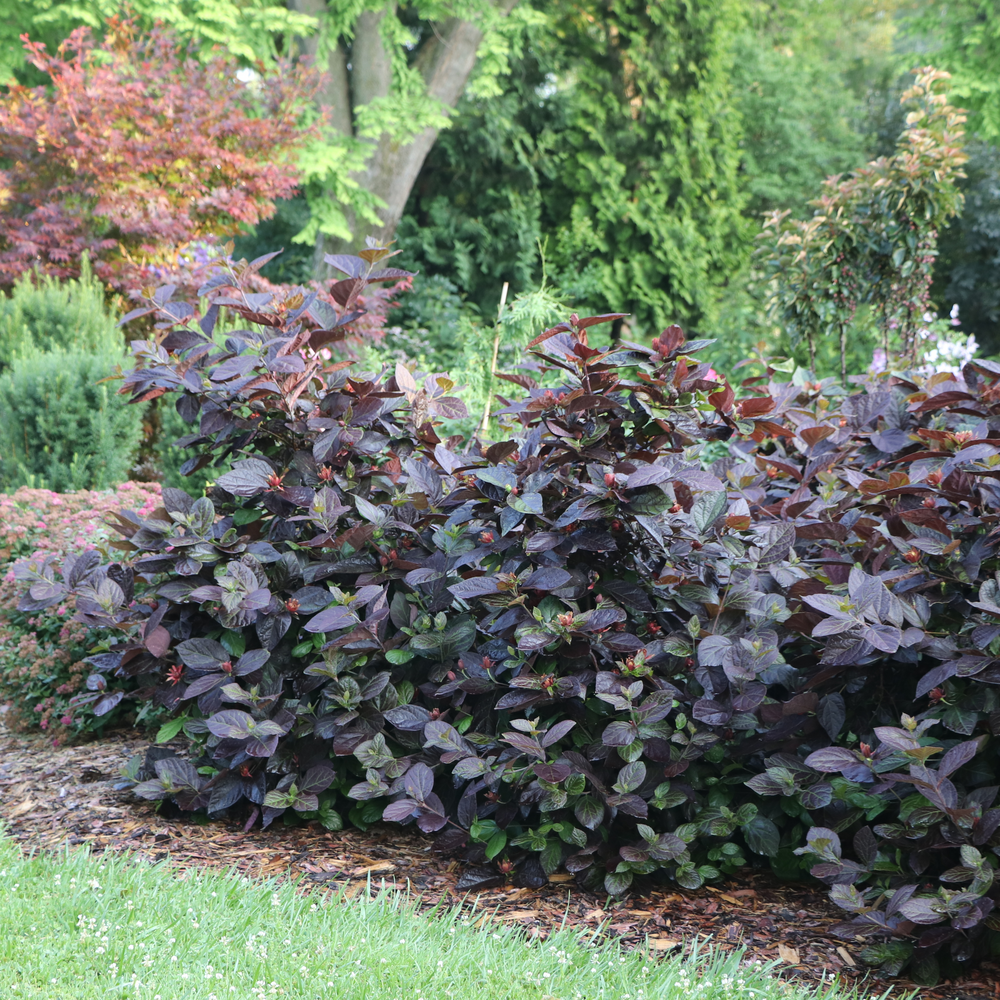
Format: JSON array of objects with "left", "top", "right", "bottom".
[
  {"left": 871, "top": 305, "right": 979, "bottom": 378},
  {"left": 915, "top": 305, "right": 979, "bottom": 376}
]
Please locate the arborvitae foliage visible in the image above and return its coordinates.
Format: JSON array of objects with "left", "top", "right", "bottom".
[{"left": 398, "top": 0, "right": 750, "bottom": 338}]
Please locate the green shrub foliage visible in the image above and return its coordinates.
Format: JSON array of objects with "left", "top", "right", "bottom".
[
  {"left": 0, "top": 347, "right": 145, "bottom": 491},
  {"left": 0, "top": 258, "right": 120, "bottom": 370},
  {"left": 17, "top": 249, "right": 1000, "bottom": 982}
]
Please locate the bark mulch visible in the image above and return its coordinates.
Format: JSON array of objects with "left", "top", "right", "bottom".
[{"left": 0, "top": 725, "right": 996, "bottom": 1000}]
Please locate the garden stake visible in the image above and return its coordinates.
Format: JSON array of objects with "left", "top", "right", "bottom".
[{"left": 479, "top": 280, "right": 509, "bottom": 437}]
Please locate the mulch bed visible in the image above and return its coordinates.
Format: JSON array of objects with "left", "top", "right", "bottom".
[{"left": 0, "top": 725, "right": 996, "bottom": 1000}]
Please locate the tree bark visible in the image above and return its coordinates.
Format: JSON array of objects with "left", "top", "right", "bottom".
[
  {"left": 287, "top": 0, "right": 352, "bottom": 137},
  {"left": 312, "top": 0, "right": 519, "bottom": 274},
  {"left": 351, "top": 7, "right": 395, "bottom": 111},
  {"left": 361, "top": 17, "right": 488, "bottom": 242}
]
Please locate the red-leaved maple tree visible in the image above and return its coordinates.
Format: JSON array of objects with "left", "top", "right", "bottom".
[{"left": 0, "top": 19, "right": 319, "bottom": 288}]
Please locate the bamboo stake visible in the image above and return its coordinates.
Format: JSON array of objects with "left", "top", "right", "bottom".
[{"left": 479, "top": 281, "right": 509, "bottom": 438}]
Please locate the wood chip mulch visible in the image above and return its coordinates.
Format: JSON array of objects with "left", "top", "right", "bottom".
[{"left": 0, "top": 725, "right": 996, "bottom": 1000}]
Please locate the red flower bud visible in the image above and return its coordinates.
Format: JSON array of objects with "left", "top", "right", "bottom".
[{"left": 604, "top": 472, "right": 616, "bottom": 487}]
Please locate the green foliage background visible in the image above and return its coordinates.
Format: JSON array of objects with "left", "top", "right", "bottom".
[
  {"left": 0, "top": 264, "right": 143, "bottom": 491},
  {"left": 0, "top": 347, "right": 145, "bottom": 491},
  {"left": 0, "top": 258, "right": 121, "bottom": 371},
  {"left": 3, "top": 0, "right": 999, "bottom": 371}
]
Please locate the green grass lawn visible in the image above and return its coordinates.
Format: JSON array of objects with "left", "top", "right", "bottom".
[{"left": 0, "top": 832, "right": 900, "bottom": 1000}]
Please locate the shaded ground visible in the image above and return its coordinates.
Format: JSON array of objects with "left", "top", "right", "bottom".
[{"left": 0, "top": 726, "right": 996, "bottom": 1000}]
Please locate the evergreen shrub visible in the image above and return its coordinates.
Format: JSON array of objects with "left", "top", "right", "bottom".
[
  {"left": 0, "top": 258, "right": 120, "bottom": 370},
  {"left": 15, "top": 247, "right": 1000, "bottom": 983},
  {"left": 0, "top": 347, "right": 145, "bottom": 491}
]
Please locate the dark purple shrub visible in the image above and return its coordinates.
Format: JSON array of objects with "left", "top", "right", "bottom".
[{"left": 17, "top": 248, "right": 1000, "bottom": 984}]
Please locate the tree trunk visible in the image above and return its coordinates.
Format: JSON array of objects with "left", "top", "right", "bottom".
[
  {"left": 287, "top": 0, "right": 352, "bottom": 137},
  {"left": 351, "top": 8, "right": 395, "bottom": 110},
  {"left": 361, "top": 18, "right": 487, "bottom": 243},
  {"left": 311, "top": 0, "right": 519, "bottom": 276}
]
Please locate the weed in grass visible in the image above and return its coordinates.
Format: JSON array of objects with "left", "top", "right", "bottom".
[{"left": 0, "top": 833, "right": 905, "bottom": 1000}]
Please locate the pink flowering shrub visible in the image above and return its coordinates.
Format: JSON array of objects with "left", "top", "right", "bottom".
[
  {"left": 0, "top": 482, "right": 162, "bottom": 563},
  {"left": 0, "top": 481, "right": 162, "bottom": 737}
]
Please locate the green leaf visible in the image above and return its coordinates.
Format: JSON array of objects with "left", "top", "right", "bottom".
[
  {"left": 485, "top": 830, "right": 507, "bottom": 860},
  {"left": 674, "top": 861, "right": 704, "bottom": 890},
  {"left": 385, "top": 648, "right": 414, "bottom": 664},
  {"left": 574, "top": 795, "right": 604, "bottom": 830},
  {"left": 540, "top": 838, "right": 562, "bottom": 874},
  {"left": 220, "top": 630, "right": 246, "bottom": 658},
  {"left": 233, "top": 507, "right": 262, "bottom": 526},
  {"left": 318, "top": 802, "right": 344, "bottom": 832},
  {"left": 627, "top": 486, "right": 673, "bottom": 516},
  {"left": 743, "top": 815, "right": 780, "bottom": 856},
  {"left": 604, "top": 870, "right": 633, "bottom": 895},
  {"left": 156, "top": 716, "right": 187, "bottom": 745}
]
